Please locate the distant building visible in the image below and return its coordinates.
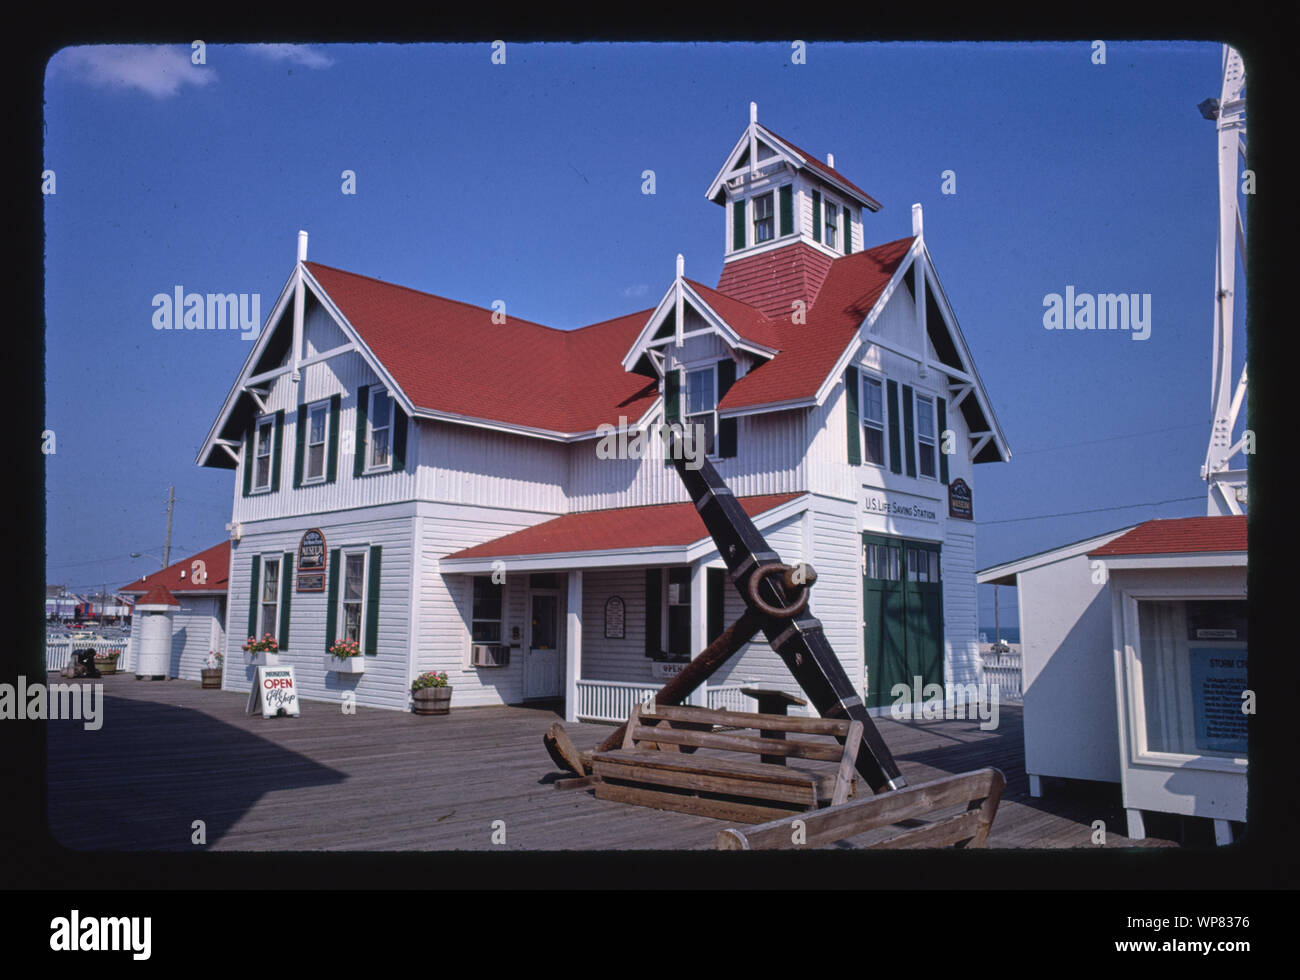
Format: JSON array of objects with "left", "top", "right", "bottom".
[{"left": 120, "top": 542, "right": 230, "bottom": 681}]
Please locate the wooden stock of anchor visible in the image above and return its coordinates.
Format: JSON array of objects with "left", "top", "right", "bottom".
[{"left": 545, "top": 424, "right": 907, "bottom": 794}]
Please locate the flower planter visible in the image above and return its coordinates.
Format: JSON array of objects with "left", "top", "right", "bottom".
[
  {"left": 95, "top": 660, "right": 119, "bottom": 676},
  {"left": 248, "top": 652, "right": 281, "bottom": 667},
  {"left": 413, "top": 686, "right": 453, "bottom": 715},
  {"left": 201, "top": 668, "right": 223, "bottom": 689},
  {"left": 325, "top": 655, "right": 366, "bottom": 674}
]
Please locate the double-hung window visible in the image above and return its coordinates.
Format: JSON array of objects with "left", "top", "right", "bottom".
[
  {"left": 685, "top": 366, "right": 717, "bottom": 456},
  {"left": 824, "top": 200, "right": 839, "bottom": 250},
  {"left": 472, "top": 577, "right": 504, "bottom": 643},
  {"left": 916, "top": 393, "right": 937, "bottom": 479},
  {"left": 340, "top": 551, "right": 367, "bottom": 647},
  {"left": 752, "top": 191, "right": 775, "bottom": 243},
  {"left": 862, "top": 375, "right": 885, "bottom": 466},
  {"left": 253, "top": 416, "right": 275, "bottom": 491},
  {"left": 259, "top": 557, "right": 281, "bottom": 639},
  {"left": 305, "top": 400, "right": 329, "bottom": 483},
  {"left": 368, "top": 387, "right": 392, "bottom": 471}
]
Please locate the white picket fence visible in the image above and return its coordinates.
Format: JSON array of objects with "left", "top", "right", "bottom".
[
  {"left": 44, "top": 638, "right": 130, "bottom": 673},
  {"left": 980, "top": 652, "right": 1023, "bottom": 703},
  {"left": 574, "top": 679, "right": 755, "bottom": 723}
]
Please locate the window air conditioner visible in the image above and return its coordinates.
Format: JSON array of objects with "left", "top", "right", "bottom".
[{"left": 471, "top": 644, "right": 510, "bottom": 667}]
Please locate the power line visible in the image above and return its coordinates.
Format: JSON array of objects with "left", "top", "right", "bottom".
[
  {"left": 981, "top": 495, "right": 1204, "bottom": 526},
  {"left": 1013, "top": 422, "right": 1210, "bottom": 457}
]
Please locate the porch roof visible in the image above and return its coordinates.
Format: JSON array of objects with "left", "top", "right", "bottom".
[{"left": 440, "top": 492, "right": 806, "bottom": 571}]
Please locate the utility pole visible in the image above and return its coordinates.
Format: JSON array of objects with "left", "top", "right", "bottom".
[
  {"left": 164, "top": 484, "right": 175, "bottom": 569},
  {"left": 994, "top": 584, "right": 1000, "bottom": 649}
]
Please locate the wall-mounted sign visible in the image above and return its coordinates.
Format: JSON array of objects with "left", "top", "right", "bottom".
[
  {"left": 1189, "top": 647, "right": 1248, "bottom": 754},
  {"left": 296, "top": 528, "right": 327, "bottom": 592},
  {"left": 651, "top": 660, "right": 687, "bottom": 680},
  {"left": 604, "top": 595, "right": 625, "bottom": 638},
  {"left": 948, "top": 478, "right": 973, "bottom": 520},
  {"left": 246, "top": 666, "right": 301, "bottom": 718},
  {"left": 863, "top": 489, "right": 938, "bottom": 523}
]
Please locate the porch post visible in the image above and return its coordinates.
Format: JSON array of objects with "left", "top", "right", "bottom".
[
  {"left": 565, "top": 570, "right": 582, "bottom": 722},
  {"left": 689, "top": 562, "right": 708, "bottom": 707}
]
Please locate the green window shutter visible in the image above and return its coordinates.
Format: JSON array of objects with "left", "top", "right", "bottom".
[
  {"left": 364, "top": 545, "right": 382, "bottom": 656},
  {"left": 717, "top": 360, "right": 737, "bottom": 459},
  {"left": 292, "top": 403, "right": 306, "bottom": 488},
  {"left": 246, "top": 555, "right": 261, "bottom": 641},
  {"left": 664, "top": 370, "right": 681, "bottom": 423},
  {"left": 242, "top": 428, "right": 254, "bottom": 497},
  {"left": 278, "top": 551, "right": 293, "bottom": 650},
  {"left": 732, "top": 199, "right": 746, "bottom": 251},
  {"left": 902, "top": 384, "right": 917, "bottom": 477},
  {"left": 353, "top": 385, "right": 370, "bottom": 478},
  {"left": 392, "top": 404, "right": 409, "bottom": 472},
  {"left": 270, "top": 410, "right": 284, "bottom": 492},
  {"left": 707, "top": 567, "right": 726, "bottom": 644},
  {"left": 324, "top": 549, "right": 340, "bottom": 651},
  {"left": 812, "top": 190, "right": 822, "bottom": 241},
  {"left": 938, "top": 397, "right": 949, "bottom": 485},
  {"left": 644, "top": 569, "right": 661, "bottom": 658},
  {"left": 778, "top": 185, "right": 793, "bottom": 237},
  {"left": 887, "top": 380, "right": 902, "bottom": 475},
  {"left": 326, "top": 394, "right": 341, "bottom": 483},
  {"left": 845, "top": 367, "right": 861, "bottom": 465},
  {"left": 843, "top": 206, "right": 852, "bottom": 254}
]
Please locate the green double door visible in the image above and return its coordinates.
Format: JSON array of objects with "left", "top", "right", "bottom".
[{"left": 863, "top": 533, "right": 943, "bottom": 709}]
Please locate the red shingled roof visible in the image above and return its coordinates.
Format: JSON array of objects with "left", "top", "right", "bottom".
[
  {"left": 121, "top": 541, "right": 230, "bottom": 594},
  {"left": 1088, "top": 516, "right": 1247, "bottom": 557},
  {"left": 306, "top": 262, "right": 658, "bottom": 434},
  {"left": 684, "top": 278, "right": 784, "bottom": 351},
  {"left": 716, "top": 243, "right": 836, "bottom": 318},
  {"left": 135, "top": 583, "right": 180, "bottom": 606},
  {"left": 446, "top": 493, "right": 804, "bottom": 560},
  {"left": 718, "top": 236, "right": 915, "bottom": 412},
  {"left": 765, "top": 129, "right": 882, "bottom": 210}
]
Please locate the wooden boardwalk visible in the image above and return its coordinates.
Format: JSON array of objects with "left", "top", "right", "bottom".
[{"left": 46, "top": 673, "right": 1179, "bottom": 851}]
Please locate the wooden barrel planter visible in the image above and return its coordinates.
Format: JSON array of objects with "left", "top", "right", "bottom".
[
  {"left": 413, "top": 687, "right": 453, "bottom": 716},
  {"left": 95, "top": 659, "right": 119, "bottom": 675},
  {"left": 201, "top": 669, "right": 222, "bottom": 689}
]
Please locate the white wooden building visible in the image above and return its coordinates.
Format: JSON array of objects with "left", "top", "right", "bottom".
[
  {"left": 120, "top": 542, "right": 230, "bottom": 681},
  {"left": 196, "top": 105, "right": 1010, "bottom": 719},
  {"left": 980, "top": 515, "right": 1248, "bottom": 843}
]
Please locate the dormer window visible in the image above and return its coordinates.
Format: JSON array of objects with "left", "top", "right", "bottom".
[
  {"left": 916, "top": 393, "right": 937, "bottom": 479},
  {"left": 753, "top": 192, "right": 775, "bottom": 243},
  {"left": 685, "top": 366, "right": 717, "bottom": 454}
]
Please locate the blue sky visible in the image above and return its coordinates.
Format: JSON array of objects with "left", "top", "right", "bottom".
[{"left": 42, "top": 41, "right": 1247, "bottom": 628}]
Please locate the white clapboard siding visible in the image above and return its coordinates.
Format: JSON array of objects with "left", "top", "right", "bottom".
[
  {"left": 416, "top": 421, "right": 568, "bottom": 514},
  {"left": 942, "top": 530, "right": 981, "bottom": 691},
  {"left": 168, "top": 596, "right": 223, "bottom": 681},
  {"left": 809, "top": 497, "right": 864, "bottom": 689},
  {"left": 224, "top": 515, "right": 414, "bottom": 711},
  {"left": 578, "top": 568, "right": 649, "bottom": 683}
]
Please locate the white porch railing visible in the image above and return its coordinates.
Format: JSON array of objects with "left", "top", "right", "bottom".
[
  {"left": 574, "top": 679, "right": 755, "bottom": 723},
  {"left": 44, "top": 638, "right": 129, "bottom": 673},
  {"left": 980, "top": 652, "right": 1023, "bottom": 703}
]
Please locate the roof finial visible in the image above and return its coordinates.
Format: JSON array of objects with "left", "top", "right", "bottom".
[
  {"left": 827, "top": 152, "right": 834, "bottom": 169},
  {"left": 911, "top": 203, "right": 923, "bottom": 238},
  {"left": 750, "top": 101, "right": 758, "bottom": 124},
  {"left": 297, "top": 230, "right": 308, "bottom": 263},
  {"left": 676, "top": 253, "right": 685, "bottom": 280}
]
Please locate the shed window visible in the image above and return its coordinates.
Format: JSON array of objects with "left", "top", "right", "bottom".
[
  {"left": 306, "top": 401, "right": 329, "bottom": 482},
  {"left": 368, "top": 387, "right": 392, "bottom": 471},
  {"left": 916, "top": 394, "right": 937, "bottom": 479},
  {"left": 752, "top": 192, "right": 774, "bottom": 243},
  {"left": 259, "top": 557, "right": 280, "bottom": 639},
  {"left": 862, "top": 375, "right": 885, "bottom": 465},
  {"left": 254, "top": 417, "right": 275, "bottom": 490},
  {"left": 685, "top": 366, "right": 717, "bottom": 456},
  {"left": 824, "top": 201, "right": 838, "bottom": 249},
  {"left": 341, "top": 552, "right": 366, "bottom": 645}
]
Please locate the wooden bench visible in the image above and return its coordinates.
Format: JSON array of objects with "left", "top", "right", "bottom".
[
  {"left": 715, "top": 767, "right": 1006, "bottom": 850},
  {"left": 590, "top": 703, "right": 863, "bottom": 824}
]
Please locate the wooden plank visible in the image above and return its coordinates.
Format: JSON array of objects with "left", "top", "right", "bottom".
[
  {"left": 594, "top": 762, "right": 817, "bottom": 807},
  {"left": 594, "top": 780, "right": 805, "bottom": 824},
  {"left": 870, "top": 811, "right": 986, "bottom": 849},
  {"left": 645, "top": 704, "right": 851, "bottom": 736},
  {"left": 715, "top": 769, "right": 1003, "bottom": 850},
  {"left": 831, "top": 720, "right": 862, "bottom": 806},
  {"left": 592, "top": 749, "right": 818, "bottom": 788},
  {"left": 629, "top": 725, "right": 845, "bottom": 762}
]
